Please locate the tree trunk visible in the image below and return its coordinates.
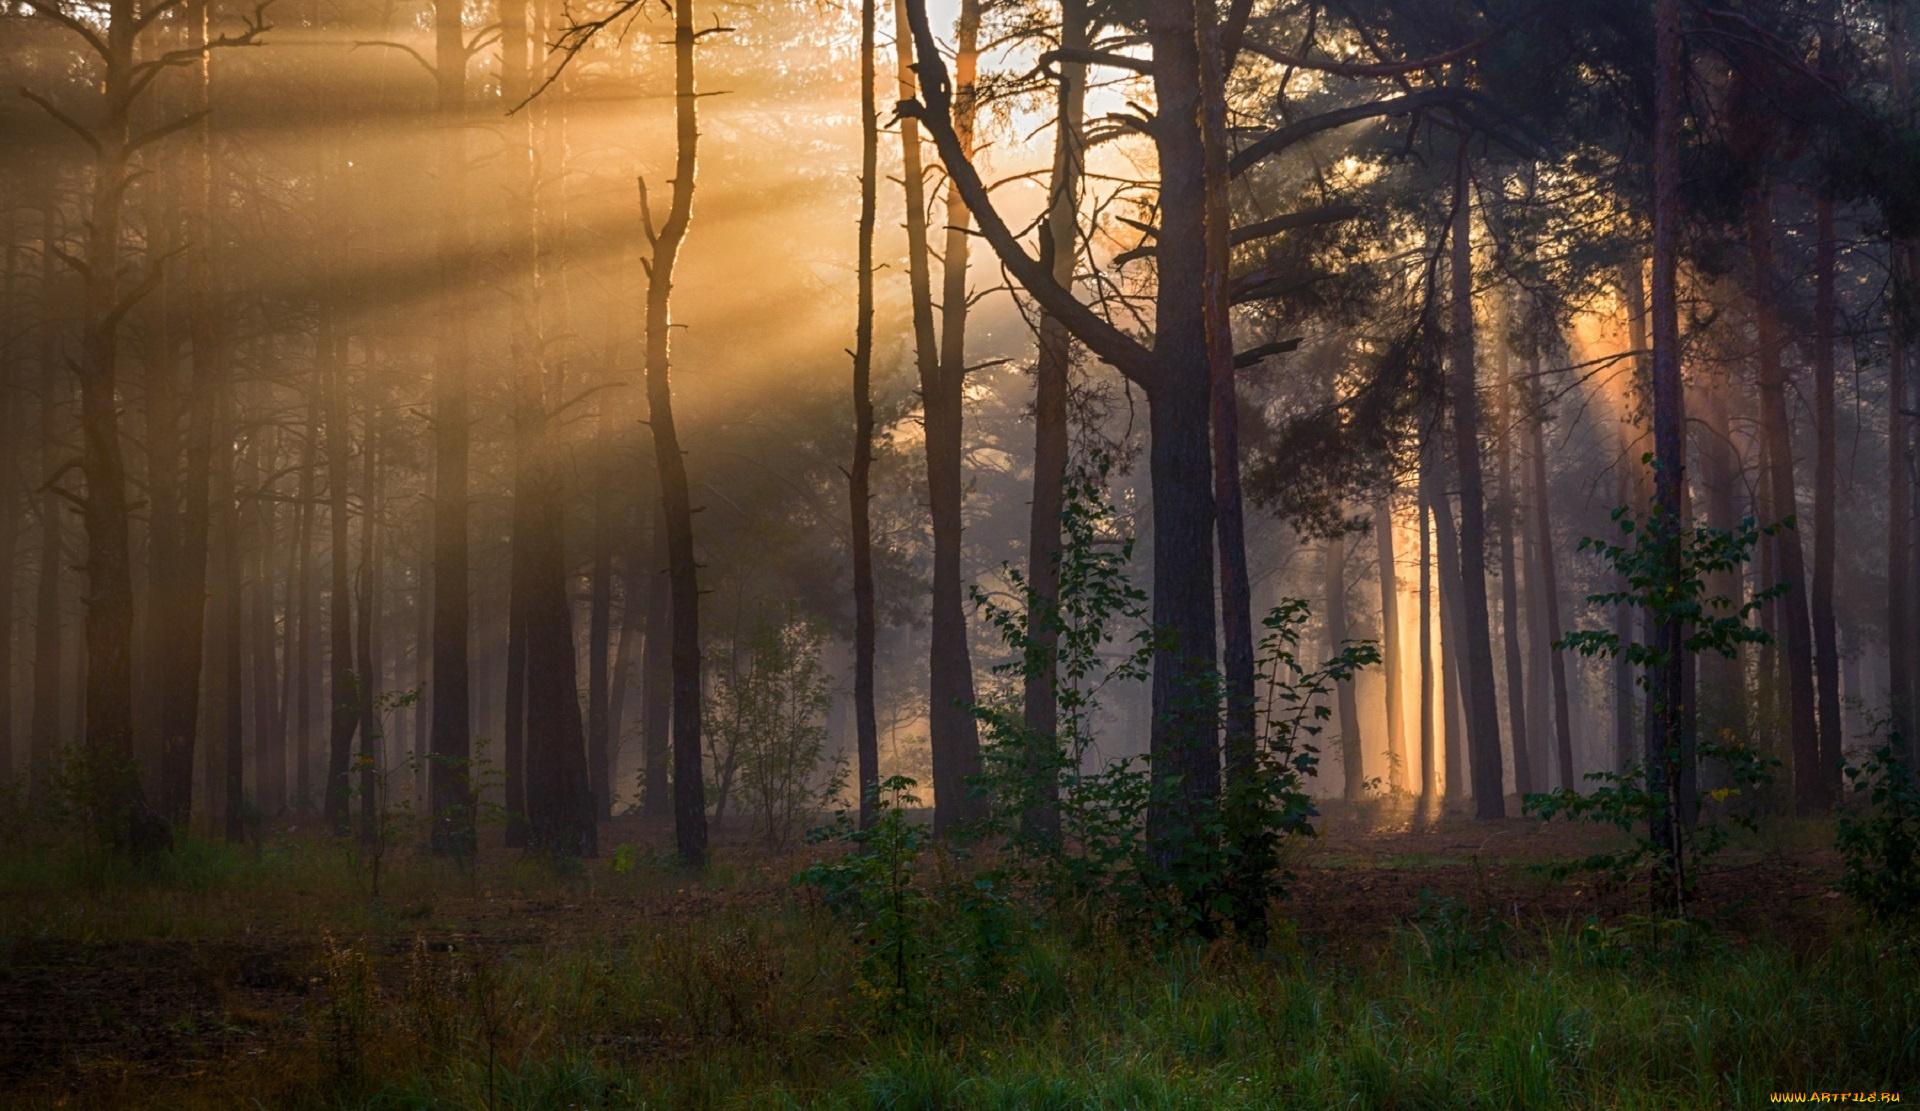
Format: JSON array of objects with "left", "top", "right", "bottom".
[
  {"left": 644, "top": 0, "right": 710, "bottom": 866},
  {"left": 74, "top": 0, "right": 167, "bottom": 850},
  {"left": 212, "top": 353, "right": 244, "bottom": 843},
  {"left": 31, "top": 206, "right": 64, "bottom": 801},
  {"left": 1197, "top": 0, "right": 1257, "bottom": 796},
  {"left": 1447, "top": 153, "right": 1505, "bottom": 817},
  {"left": 428, "top": 0, "right": 475, "bottom": 855},
  {"left": 1325, "top": 531, "right": 1365, "bottom": 799},
  {"left": 1417, "top": 460, "right": 1438, "bottom": 808},
  {"left": 1494, "top": 319, "right": 1533, "bottom": 794},
  {"left": 1745, "top": 181, "right": 1823, "bottom": 813},
  {"left": 322, "top": 308, "right": 356, "bottom": 833},
  {"left": 288, "top": 394, "right": 319, "bottom": 812},
  {"left": 1892, "top": 0, "right": 1916, "bottom": 755},
  {"left": 356, "top": 405, "right": 382, "bottom": 842},
  {"left": 250, "top": 433, "right": 284, "bottom": 818},
  {"left": 1375, "top": 494, "right": 1407, "bottom": 792},
  {"left": 1523, "top": 362, "right": 1576, "bottom": 790},
  {"left": 850, "top": 0, "right": 881, "bottom": 829},
  {"left": 1812, "top": 190, "right": 1842, "bottom": 781},
  {"left": 1429, "top": 429, "right": 1468, "bottom": 804},
  {"left": 1021, "top": 0, "right": 1089, "bottom": 841},
  {"left": 640, "top": 509, "right": 671, "bottom": 818}
]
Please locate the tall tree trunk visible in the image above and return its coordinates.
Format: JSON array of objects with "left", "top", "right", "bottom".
[
  {"left": 1021, "top": 0, "right": 1088, "bottom": 841},
  {"left": 1198, "top": 0, "right": 1257, "bottom": 793},
  {"left": 644, "top": 0, "right": 710, "bottom": 865},
  {"left": 1141, "top": 0, "right": 1221, "bottom": 853},
  {"left": 1524, "top": 362, "right": 1576, "bottom": 790},
  {"left": 607, "top": 552, "right": 644, "bottom": 806},
  {"left": 1618, "top": 263, "right": 1651, "bottom": 774},
  {"left": 588, "top": 427, "right": 615, "bottom": 824},
  {"left": 850, "top": 0, "right": 881, "bottom": 829},
  {"left": 356, "top": 406, "right": 382, "bottom": 842},
  {"left": 1650, "top": 0, "right": 1695, "bottom": 866},
  {"left": 291, "top": 396, "right": 319, "bottom": 812},
  {"left": 31, "top": 205, "right": 64, "bottom": 801},
  {"left": 1447, "top": 153, "right": 1505, "bottom": 817},
  {"left": 1325, "top": 531, "right": 1364, "bottom": 799},
  {"left": 893, "top": 0, "right": 977, "bottom": 832},
  {"left": 1891, "top": 0, "right": 1916, "bottom": 754},
  {"left": 73, "top": 0, "right": 166, "bottom": 850},
  {"left": 1430, "top": 425, "right": 1468, "bottom": 803},
  {"left": 0, "top": 223, "right": 16, "bottom": 782},
  {"left": 1375, "top": 494, "right": 1407, "bottom": 792},
  {"left": 1417, "top": 459, "right": 1438, "bottom": 808},
  {"left": 1812, "top": 189, "right": 1843, "bottom": 783},
  {"left": 428, "top": 0, "right": 475, "bottom": 855},
  {"left": 640, "top": 509, "right": 671, "bottom": 818},
  {"left": 924, "top": 0, "right": 985, "bottom": 832},
  {"left": 1696, "top": 371, "right": 1747, "bottom": 751},
  {"left": 322, "top": 308, "right": 356, "bottom": 832},
  {"left": 1745, "top": 181, "right": 1823, "bottom": 813},
  {"left": 250, "top": 433, "right": 284, "bottom": 818},
  {"left": 212, "top": 358, "right": 243, "bottom": 842},
  {"left": 1494, "top": 320, "right": 1533, "bottom": 794}
]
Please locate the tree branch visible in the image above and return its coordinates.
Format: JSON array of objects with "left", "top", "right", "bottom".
[
  {"left": 24, "top": 0, "right": 109, "bottom": 61},
  {"left": 18, "top": 87, "right": 100, "bottom": 155},
  {"left": 1229, "top": 87, "right": 1484, "bottom": 178},
  {"left": 899, "top": 0, "right": 1157, "bottom": 387}
]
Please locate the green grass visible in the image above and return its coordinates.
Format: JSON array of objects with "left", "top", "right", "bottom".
[{"left": 1, "top": 834, "right": 1913, "bottom": 1108}]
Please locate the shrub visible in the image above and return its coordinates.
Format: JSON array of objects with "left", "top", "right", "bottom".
[{"left": 1837, "top": 737, "right": 1920, "bottom": 922}]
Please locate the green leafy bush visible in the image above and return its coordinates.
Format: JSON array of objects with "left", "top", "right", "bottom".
[{"left": 1837, "top": 738, "right": 1920, "bottom": 922}]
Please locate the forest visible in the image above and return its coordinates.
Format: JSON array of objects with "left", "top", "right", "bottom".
[{"left": 2, "top": 0, "right": 1920, "bottom": 1104}]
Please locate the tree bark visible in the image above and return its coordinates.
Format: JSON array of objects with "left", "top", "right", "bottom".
[
  {"left": 1447, "top": 153, "right": 1505, "bottom": 817},
  {"left": 639, "top": 508, "right": 671, "bottom": 818},
  {"left": 644, "top": 0, "right": 710, "bottom": 865},
  {"left": 322, "top": 306, "right": 356, "bottom": 833},
  {"left": 356, "top": 405, "right": 382, "bottom": 842},
  {"left": 290, "top": 395, "right": 319, "bottom": 812},
  {"left": 428, "top": 0, "right": 475, "bottom": 855},
  {"left": 1812, "top": 189, "right": 1843, "bottom": 785},
  {"left": 1021, "top": 0, "right": 1089, "bottom": 841},
  {"left": 850, "top": 0, "right": 881, "bottom": 829},
  {"left": 1325, "top": 531, "right": 1364, "bottom": 798},
  {"left": 1417, "top": 454, "right": 1438, "bottom": 808},
  {"left": 1375, "top": 494, "right": 1407, "bottom": 792},
  {"left": 1198, "top": 0, "right": 1257, "bottom": 791},
  {"left": 1523, "top": 362, "right": 1575, "bottom": 790},
  {"left": 31, "top": 205, "right": 64, "bottom": 802},
  {"left": 1891, "top": 0, "right": 1916, "bottom": 756},
  {"left": 1494, "top": 318, "right": 1533, "bottom": 794},
  {"left": 250, "top": 433, "right": 284, "bottom": 818},
  {"left": 1745, "top": 181, "right": 1824, "bottom": 813}
]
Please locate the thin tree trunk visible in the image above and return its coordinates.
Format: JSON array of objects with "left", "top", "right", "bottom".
[
  {"left": 640, "top": 508, "right": 671, "bottom": 818},
  {"left": 1524, "top": 362, "right": 1575, "bottom": 791},
  {"left": 1447, "top": 153, "right": 1505, "bottom": 817},
  {"left": 1430, "top": 430, "right": 1468, "bottom": 804},
  {"left": 1417, "top": 460, "right": 1438, "bottom": 808},
  {"left": 1021, "top": 0, "right": 1088, "bottom": 841},
  {"left": 250, "top": 433, "right": 284, "bottom": 818},
  {"left": 1494, "top": 320, "right": 1533, "bottom": 794},
  {"left": 1813, "top": 188, "right": 1842, "bottom": 781},
  {"left": 1325, "top": 531, "right": 1364, "bottom": 799},
  {"left": 644, "top": 0, "right": 710, "bottom": 865},
  {"left": 1198, "top": 0, "right": 1257, "bottom": 793},
  {"left": 428, "top": 0, "right": 475, "bottom": 855},
  {"left": 1892, "top": 0, "right": 1916, "bottom": 755},
  {"left": 1745, "top": 181, "right": 1824, "bottom": 813},
  {"left": 356, "top": 404, "right": 382, "bottom": 842},
  {"left": 322, "top": 307, "right": 356, "bottom": 833},
  {"left": 850, "top": 0, "right": 881, "bottom": 829},
  {"left": 291, "top": 396, "right": 319, "bottom": 812},
  {"left": 212, "top": 359, "right": 243, "bottom": 842},
  {"left": 31, "top": 205, "right": 64, "bottom": 801},
  {"left": 607, "top": 552, "right": 643, "bottom": 808},
  {"left": 1375, "top": 494, "right": 1407, "bottom": 792}
]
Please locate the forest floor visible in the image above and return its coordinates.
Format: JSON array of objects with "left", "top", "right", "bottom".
[{"left": 0, "top": 802, "right": 1902, "bottom": 1109}]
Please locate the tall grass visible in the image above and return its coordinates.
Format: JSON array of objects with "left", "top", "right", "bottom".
[{"left": 2, "top": 835, "right": 1913, "bottom": 1108}]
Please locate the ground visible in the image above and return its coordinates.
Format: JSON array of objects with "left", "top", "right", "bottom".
[{"left": 0, "top": 804, "right": 1891, "bottom": 1109}]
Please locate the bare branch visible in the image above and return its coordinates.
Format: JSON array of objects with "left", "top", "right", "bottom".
[
  {"left": 1230, "top": 88, "right": 1484, "bottom": 178},
  {"left": 1036, "top": 47, "right": 1152, "bottom": 76},
  {"left": 24, "top": 0, "right": 109, "bottom": 61},
  {"left": 351, "top": 39, "right": 438, "bottom": 81},
  {"left": 18, "top": 87, "right": 100, "bottom": 154},
  {"left": 127, "top": 108, "right": 209, "bottom": 155}
]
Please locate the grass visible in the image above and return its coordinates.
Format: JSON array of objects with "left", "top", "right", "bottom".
[{"left": 0, "top": 827, "right": 1913, "bottom": 1109}]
